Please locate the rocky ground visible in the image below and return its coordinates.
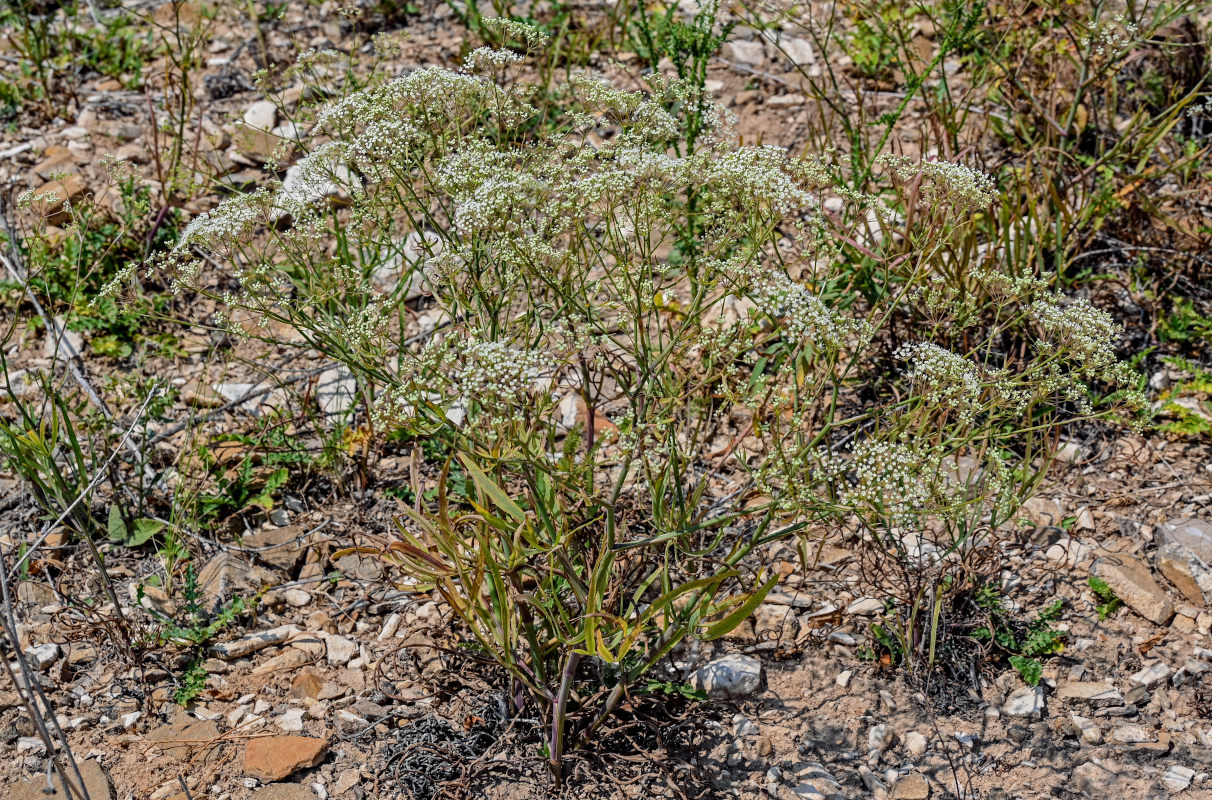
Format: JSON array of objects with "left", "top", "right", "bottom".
[{"left": 3, "top": 2, "right": 1212, "bottom": 799}]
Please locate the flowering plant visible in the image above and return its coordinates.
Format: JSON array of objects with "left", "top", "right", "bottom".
[{"left": 147, "top": 22, "right": 1141, "bottom": 779}]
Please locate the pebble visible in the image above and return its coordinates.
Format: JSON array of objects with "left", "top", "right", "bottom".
[
  {"left": 243, "top": 100, "right": 278, "bottom": 130},
  {"left": 24, "top": 643, "right": 61, "bottom": 670},
  {"left": 846, "top": 597, "right": 885, "bottom": 616},
  {"left": 1129, "top": 662, "right": 1172, "bottom": 689},
  {"left": 378, "top": 613, "right": 402, "bottom": 641},
  {"left": 868, "top": 723, "right": 897, "bottom": 752},
  {"left": 277, "top": 708, "right": 306, "bottom": 733},
  {"left": 1002, "top": 685, "right": 1045, "bottom": 719},
  {"left": 725, "top": 40, "right": 766, "bottom": 65},
  {"left": 1161, "top": 765, "right": 1195, "bottom": 793},
  {"left": 904, "top": 731, "right": 928, "bottom": 757},
  {"left": 1071, "top": 715, "right": 1103, "bottom": 745},
  {"left": 15, "top": 737, "right": 46, "bottom": 755},
  {"left": 1057, "top": 681, "right": 1124, "bottom": 708},
  {"left": 1089, "top": 555, "right": 1174, "bottom": 624},
  {"left": 1157, "top": 517, "right": 1212, "bottom": 562},
  {"left": 1111, "top": 724, "right": 1157, "bottom": 744},
  {"left": 733, "top": 714, "right": 759, "bottom": 737},
  {"left": 1155, "top": 542, "right": 1212, "bottom": 607},
  {"left": 690, "top": 654, "right": 763, "bottom": 699},
  {"left": 283, "top": 589, "right": 312, "bottom": 607},
  {"left": 891, "top": 772, "right": 930, "bottom": 800},
  {"left": 324, "top": 634, "right": 357, "bottom": 667}
]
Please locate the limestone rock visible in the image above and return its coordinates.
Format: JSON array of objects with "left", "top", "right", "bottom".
[
  {"left": 891, "top": 772, "right": 930, "bottom": 800},
  {"left": 323, "top": 634, "right": 357, "bottom": 667},
  {"left": 43, "top": 316, "right": 84, "bottom": 361},
  {"left": 1056, "top": 681, "right": 1123, "bottom": 708},
  {"left": 243, "top": 100, "right": 278, "bottom": 130},
  {"left": 1155, "top": 541, "right": 1212, "bottom": 606},
  {"left": 1090, "top": 555, "right": 1173, "bottom": 624},
  {"left": 244, "top": 525, "right": 308, "bottom": 572},
  {"left": 1157, "top": 517, "right": 1212, "bottom": 562},
  {"left": 196, "top": 552, "right": 276, "bottom": 609},
  {"left": 316, "top": 364, "right": 358, "bottom": 416},
  {"left": 781, "top": 37, "right": 816, "bottom": 66},
  {"left": 1002, "top": 685, "right": 1045, "bottom": 719},
  {"left": 145, "top": 714, "right": 222, "bottom": 763},
  {"left": 1161, "top": 765, "right": 1195, "bottom": 793},
  {"left": 243, "top": 735, "right": 327, "bottom": 781},
  {"left": 725, "top": 40, "right": 766, "bottom": 65},
  {"left": 1129, "top": 662, "right": 1172, "bottom": 689},
  {"left": 690, "top": 654, "right": 763, "bottom": 699},
  {"left": 1071, "top": 715, "right": 1102, "bottom": 745},
  {"left": 10, "top": 759, "right": 112, "bottom": 800},
  {"left": 904, "top": 731, "right": 928, "bottom": 757},
  {"left": 208, "top": 624, "right": 298, "bottom": 659}
]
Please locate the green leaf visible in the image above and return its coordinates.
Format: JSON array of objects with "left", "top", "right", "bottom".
[
  {"left": 263, "top": 467, "right": 289, "bottom": 494},
  {"left": 1009, "top": 655, "right": 1043, "bottom": 686},
  {"left": 107, "top": 504, "right": 127, "bottom": 542},
  {"left": 458, "top": 454, "right": 526, "bottom": 523},
  {"left": 126, "top": 518, "right": 166, "bottom": 547},
  {"left": 90, "top": 334, "right": 133, "bottom": 358},
  {"left": 701, "top": 572, "right": 779, "bottom": 641}
]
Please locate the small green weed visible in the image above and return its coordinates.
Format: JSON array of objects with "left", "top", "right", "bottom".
[
  {"left": 140, "top": 564, "right": 251, "bottom": 704},
  {"left": 1088, "top": 576, "right": 1123, "bottom": 620},
  {"left": 971, "top": 586, "right": 1065, "bottom": 686}
]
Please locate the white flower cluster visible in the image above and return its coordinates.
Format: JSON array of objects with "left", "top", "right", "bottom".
[
  {"left": 879, "top": 155, "right": 996, "bottom": 216},
  {"left": 700, "top": 145, "right": 817, "bottom": 216},
  {"left": 897, "top": 342, "right": 983, "bottom": 424},
  {"left": 480, "top": 17, "right": 551, "bottom": 49},
  {"left": 464, "top": 46, "right": 524, "bottom": 75},
  {"left": 749, "top": 271, "right": 846, "bottom": 352},
  {"left": 1029, "top": 295, "right": 1122, "bottom": 378},
  {"left": 572, "top": 77, "right": 681, "bottom": 141},
  {"left": 842, "top": 440, "right": 947, "bottom": 522},
  {"left": 1081, "top": 13, "right": 1139, "bottom": 58},
  {"left": 174, "top": 189, "right": 270, "bottom": 255},
  {"left": 454, "top": 340, "right": 551, "bottom": 427}
]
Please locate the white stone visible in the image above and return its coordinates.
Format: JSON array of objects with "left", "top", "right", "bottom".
[
  {"left": 317, "top": 365, "right": 357, "bottom": 416},
  {"left": 243, "top": 100, "right": 278, "bottom": 130},
  {"left": 905, "top": 731, "right": 928, "bottom": 757},
  {"left": 1130, "top": 662, "right": 1172, "bottom": 689},
  {"left": 119, "top": 711, "right": 142, "bottom": 730},
  {"left": 847, "top": 597, "right": 885, "bottom": 616},
  {"left": 16, "top": 736, "right": 46, "bottom": 755},
  {"left": 726, "top": 40, "right": 766, "bottom": 65},
  {"left": 1002, "top": 685, "right": 1045, "bottom": 719},
  {"left": 732, "top": 714, "right": 758, "bottom": 737},
  {"left": 43, "top": 316, "right": 84, "bottom": 361},
  {"left": 867, "top": 723, "right": 896, "bottom": 752},
  {"left": 283, "top": 588, "right": 312, "bottom": 607},
  {"left": 1071, "top": 714, "right": 1102, "bottom": 745},
  {"left": 24, "top": 643, "right": 61, "bottom": 670},
  {"left": 1162, "top": 765, "right": 1195, "bottom": 793},
  {"left": 689, "top": 654, "right": 762, "bottom": 699},
  {"left": 277, "top": 707, "right": 306, "bottom": 733},
  {"left": 324, "top": 634, "right": 358, "bottom": 666},
  {"left": 378, "top": 613, "right": 402, "bottom": 641},
  {"left": 782, "top": 37, "right": 815, "bottom": 65},
  {"left": 1111, "top": 724, "right": 1157, "bottom": 744}
]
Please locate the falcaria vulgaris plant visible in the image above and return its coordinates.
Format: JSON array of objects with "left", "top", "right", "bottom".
[{"left": 133, "top": 20, "right": 1142, "bottom": 784}]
